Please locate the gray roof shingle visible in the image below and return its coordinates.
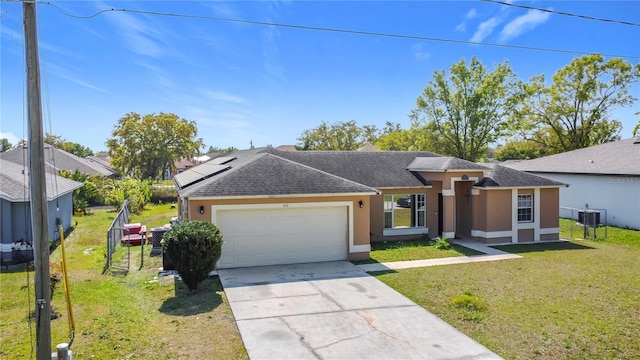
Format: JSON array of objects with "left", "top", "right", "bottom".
[
  {"left": 265, "top": 149, "right": 438, "bottom": 188},
  {"left": 476, "top": 164, "right": 567, "bottom": 188},
  {"left": 0, "top": 145, "right": 116, "bottom": 177},
  {"left": 0, "top": 159, "right": 84, "bottom": 202},
  {"left": 177, "top": 147, "right": 566, "bottom": 197},
  {"left": 181, "top": 153, "right": 378, "bottom": 198},
  {"left": 503, "top": 137, "right": 640, "bottom": 176}
]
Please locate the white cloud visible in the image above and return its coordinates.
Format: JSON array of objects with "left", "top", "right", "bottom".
[
  {"left": 0, "top": 132, "right": 22, "bottom": 146},
  {"left": 204, "top": 91, "right": 247, "bottom": 104},
  {"left": 455, "top": 8, "right": 479, "bottom": 32},
  {"left": 411, "top": 43, "right": 431, "bottom": 62},
  {"left": 470, "top": 17, "right": 502, "bottom": 43},
  {"left": 499, "top": 9, "right": 551, "bottom": 42}
]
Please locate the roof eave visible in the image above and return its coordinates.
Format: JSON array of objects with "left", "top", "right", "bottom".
[{"left": 186, "top": 191, "right": 380, "bottom": 200}]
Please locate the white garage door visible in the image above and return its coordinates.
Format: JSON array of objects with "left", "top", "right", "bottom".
[{"left": 215, "top": 205, "right": 348, "bottom": 269}]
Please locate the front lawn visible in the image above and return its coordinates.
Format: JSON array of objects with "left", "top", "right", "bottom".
[
  {"left": 0, "top": 204, "right": 247, "bottom": 359},
  {"left": 374, "top": 235, "right": 640, "bottom": 359},
  {"left": 355, "top": 239, "right": 483, "bottom": 264}
]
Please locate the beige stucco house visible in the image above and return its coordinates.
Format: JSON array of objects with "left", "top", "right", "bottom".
[{"left": 174, "top": 148, "right": 565, "bottom": 269}]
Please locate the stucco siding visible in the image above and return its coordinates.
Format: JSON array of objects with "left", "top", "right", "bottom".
[
  {"left": 531, "top": 172, "right": 640, "bottom": 230},
  {"left": 1, "top": 200, "right": 12, "bottom": 244},
  {"left": 485, "top": 190, "right": 512, "bottom": 231},
  {"left": 518, "top": 228, "right": 534, "bottom": 242},
  {"left": 540, "top": 188, "right": 560, "bottom": 229},
  {"left": 541, "top": 233, "right": 560, "bottom": 241}
]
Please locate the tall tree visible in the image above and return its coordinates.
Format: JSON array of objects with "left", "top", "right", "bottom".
[
  {"left": 410, "top": 56, "right": 524, "bottom": 162},
  {"left": 0, "top": 138, "right": 12, "bottom": 152},
  {"left": 518, "top": 54, "right": 639, "bottom": 153},
  {"left": 297, "top": 120, "right": 381, "bottom": 150},
  {"left": 107, "top": 112, "right": 203, "bottom": 179},
  {"left": 633, "top": 113, "right": 640, "bottom": 137}
]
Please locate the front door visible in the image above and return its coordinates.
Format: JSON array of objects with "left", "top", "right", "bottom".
[{"left": 454, "top": 181, "right": 473, "bottom": 238}]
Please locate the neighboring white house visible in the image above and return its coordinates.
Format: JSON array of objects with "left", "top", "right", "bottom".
[
  {"left": 504, "top": 137, "right": 640, "bottom": 230},
  {"left": 0, "top": 159, "right": 83, "bottom": 264}
]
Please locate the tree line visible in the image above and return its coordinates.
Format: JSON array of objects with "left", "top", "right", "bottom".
[{"left": 297, "top": 54, "right": 640, "bottom": 161}]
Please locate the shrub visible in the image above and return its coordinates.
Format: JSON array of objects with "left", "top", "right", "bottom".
[
  {"left": 433, "top": 237, "right": 451, "bottom": 250},
  {"left": 162, "top": 221, "right": 223, "bottom": 291}
]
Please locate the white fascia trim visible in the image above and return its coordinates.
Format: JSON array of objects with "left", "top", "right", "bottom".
[
  {"left": 191, "top": 192, "right": 377, "bottom": 200},
  {"left": 442, "top": 231, "right": 455, "bottom": 239},
  {"left": 210, "top": 201, "right": 370, "bottom": 254},
  {"left": 517, "top": 222, "right": 536, "bottom": 229},
  {"left": 383, "top": 227, "right": 428, "bottom": 236},
  {"left": 471, "top": 189, "right": 480, "bottom": 196},
  {"left": 442, "top": 190, "right": 455, "bottom": 196},
  {"left": 540, "top": 227, "right": 560, "bottom": 235},
  {"left": 511, "top": 189, "right": 518, "bottom": 243},
  {"left": 471, "top": 230, "right": 513, "bottom": 239}
]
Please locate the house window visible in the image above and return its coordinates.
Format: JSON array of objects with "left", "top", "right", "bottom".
[
  {"left": 383, "top": 194, "right": 427, "bottom": 229},
  {"left": 517, "top": 194, "right": 533, "bottom": 222}
]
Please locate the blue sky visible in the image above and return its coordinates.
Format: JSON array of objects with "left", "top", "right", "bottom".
[{"left": 1, "top": 1, "right": 639, "bottom": 152}]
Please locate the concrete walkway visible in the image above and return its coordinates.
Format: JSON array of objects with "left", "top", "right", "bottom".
[
  {"left": 357, "top": 239, "right": 521, "bottom": 272},
  {"left": 219, "top": 261, "right": 502, "bottom": 360}
]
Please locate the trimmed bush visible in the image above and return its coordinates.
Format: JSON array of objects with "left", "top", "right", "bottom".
[{"left": 162, "top": 221, "right": 223, "bottom": 291}]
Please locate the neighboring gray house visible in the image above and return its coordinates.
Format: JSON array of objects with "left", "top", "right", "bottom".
[
  {"left": 0, "top": 159, "right": 83, "bottom": 264},
  {"left": 0, "top": 145, "right": 117, "bottom": 177},
  {"left": 504, "top": 137, "right": 640, "bottom": 230}
]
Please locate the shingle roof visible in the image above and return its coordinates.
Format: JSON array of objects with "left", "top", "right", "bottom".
[
  {"left": 475, "top": 164, "right": 567, "bottom": 188},
  {"left": 0, "top": 159, "right": 84, "bottom": 202},
  {"left": 181, "top": 153, "right": 378, "bottom": 198},
  {"left": 265, "top": 149, "right": 438, "bottom": 188},
  {"left": 407, "top": 157, "right": 490, "bottom": 171},
  {"left": 503, "top": 137, "right": 640, "bottom": 176},
  {"left": 0, "top": 145, "right": 116, "bottom": 177},
  {"left": 177, "top": 147, "right": 566, "bottom": 197}
]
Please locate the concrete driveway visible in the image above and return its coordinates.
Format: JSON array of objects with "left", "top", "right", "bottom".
[{"left": 218, "top": 261, "right": 501, "bottom": 360}]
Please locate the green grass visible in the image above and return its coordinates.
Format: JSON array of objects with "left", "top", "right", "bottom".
[
  {"left": 355, "top": 239, "right": 483, "bottom": 264},
  {"left": 374, "top": 231, "right": 640, "bottom": 359},
  {"left": 560, "top": 218, "right": 640, "bottom": 249},
  {"left": 0, "top": 204, "right": 247, "bottom": 359}
]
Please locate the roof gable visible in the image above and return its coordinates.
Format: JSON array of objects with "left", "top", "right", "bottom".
[
  {"left": 476, "top": 164, "right": 566, "bottom": 188},
  {"left": 407, "top": 157, "right": 489, "bottom": 171}
]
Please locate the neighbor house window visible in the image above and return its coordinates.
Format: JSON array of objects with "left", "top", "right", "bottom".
[
  {"left": 517, "top": 194, "right": 533, "bottom": 222},
  {"left": 383, "top": 194, "right": 426, "bottom": 229}
]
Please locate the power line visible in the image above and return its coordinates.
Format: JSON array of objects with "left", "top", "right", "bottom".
[
  {"left": 11, "top": 0, "right": 640, "bottom": 59},
  {"left": 482, "top": 0, "right": 640, "bottom": 27}
]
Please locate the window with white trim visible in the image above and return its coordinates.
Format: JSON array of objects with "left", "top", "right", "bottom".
[
  {"left": 383, "top": 194, "right": 426, "bottom": 229},
  {"left": 517, "top": 194, "right": 533, "bottom": 222}
]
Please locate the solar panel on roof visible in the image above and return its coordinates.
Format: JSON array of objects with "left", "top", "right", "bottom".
[
  {"left": 210, "top": 156, "right": 236, "bottom": 165},
  {"left": 174, "top": 164, "right": 230, "bottom": 189}
]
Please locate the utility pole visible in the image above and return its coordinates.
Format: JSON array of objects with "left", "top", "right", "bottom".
[{"left": 23, "top": 1, "right": 52, "bottom": 358}]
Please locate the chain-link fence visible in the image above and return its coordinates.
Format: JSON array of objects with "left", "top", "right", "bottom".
[
  {"left": 560, "top": 206, "right": 608, "bottom": 240},
  {"left": 104, "top": 199, "right": 130, "bottom": 273}
]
